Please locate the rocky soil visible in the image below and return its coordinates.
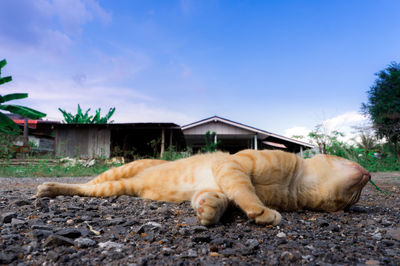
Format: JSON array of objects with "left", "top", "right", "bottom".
[{"left": 0, "top": 173, "right": 399, "bottom": 265}]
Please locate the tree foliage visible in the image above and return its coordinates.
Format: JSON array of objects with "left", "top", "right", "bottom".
[
  {"left": 201, "top": 131, "right": 220, "bottom": 153},
  {"left": 0, "top": 59, "right": 46, "bottom": 134},
  {"left": 58, "top": 104, "right": 116, "bottom": 124},
  {"left": 362, "top": 62, "right": 400, "bottom": 159}
]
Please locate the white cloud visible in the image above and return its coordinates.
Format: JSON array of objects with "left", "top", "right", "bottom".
[
  {"left": 284, "top": 111, "right": 369, "bottom": 142},
  {"left": 0, "top": 0, "right": 111, "bottom": 56},
  {"left": 321, "top": 112, "right": 367, "bottom": 132},
  {"left": 2, "top": 76, "right": 191, "bottom": 125},
  {"left": 284, "top": 126, "right": 311, "bottom": 139}
]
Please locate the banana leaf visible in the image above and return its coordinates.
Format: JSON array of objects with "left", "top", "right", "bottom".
[
  {"left": 0, "top": 105, "right": 46, "bottom": 119},
  {"left": 0, "top": 76, "right": 12, "bottom": 85},
  {"left": 0, "top": 112, "right": 21, "bottom": 134},
  {"left": 0, "top": 93, "right": 28, "bottom": 104},
  {"left": 0, "top": 59, "right": 7, "bottom": 69}
]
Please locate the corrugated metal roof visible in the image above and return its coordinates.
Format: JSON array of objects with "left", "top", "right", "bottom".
[{"left": 182, "top": 115, "right": 314, "bottom": 148}]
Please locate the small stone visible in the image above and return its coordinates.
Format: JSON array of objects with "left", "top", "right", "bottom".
[
  {"left": 106, "top": 218, "right": 126, "bottom": 225},
  {"left": 192, "top": 234, "right": 211, "bottom": 243},
  {"left": 74, "top": 237, "right": 96, "bottom": 248},
  {"left": 12, "top": 199, "right": 31, "bottom": 206},
  {"left": 162, "top": 247, "right": 174, "bottom": 255},
  {"left": 98, "top": 241, "right": 124, "bottom": 251},
  {"left": 43, "top": 234, "right": 75, "bottom": 247},
  {"left": 381, "top": 220, "right": 392, "bottom": 226},
  {"left": 1, "top": 212, "right": 17, "bottom": 224},
  {"left": 276, "top": 232, "right": 286, "bottom": 238},
  {"left": 372, "top": 232, "right": 382, "bottom": 240},
  {"left": 31, "top": 224, "right": 53, "bottom": 231},
  {"left": 186, "top": 249, "right": 198, "bottom": 258},
  {"left": 11, "top": 218, "right": 25, "bottom": 226},
  {"left": 210, "top": 252, "right": 219, "bottom": 257},
  {"left": 280, "top": 251, "right": 294, "bottom": 261},
  {"left": 219, "top": 248, "right": 236, "bottom": 256},
  {"left": 0, "top": 252, "right": 17, "bottom": 264},
  {"left": 210, "top": 238, "right": 233, "bottom": 248},
  {"left": 245, "top": 239, "right": 259, "bottom": 249},
  {"left": 318, "top": 219, "right": 329, "bottom": 227},
  {"left": 386, "top": 229, "right": 400, "bottom": 241},
  {"left": 33, "top": 229, "right": 52, "bottom": 240},
  {"left": 239, "top": 247, "right": 254, "bottom": 255},
  {"left": 66, "top": 219, "right": 74, "bottom": 225},
  {"left": 135, "top": 221, "right": 163, "bottom": 233},
  {"left": 191, "top": 225, "right": 208, "bottom": 232},
  {"left": 55, "top": 228, "right": 83, "bottom": 239},
  {"left": 46, "top": 250, "right": 59, "bottom": 261}
]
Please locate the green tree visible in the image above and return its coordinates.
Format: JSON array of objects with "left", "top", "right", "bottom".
[
  {"left": 201, "top": 131, "right": 220, "bottom": 153},
  {"left": 58, "top": 104, "right": 115, "bottom": 124},
  {"left": 0, "top": 59, "right": 46, "bottom": 134},
  {"left": 362, "top": 62, "right": 400, "bottom": 159}
]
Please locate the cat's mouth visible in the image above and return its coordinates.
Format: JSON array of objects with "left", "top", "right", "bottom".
[{"left": 343, "top": 173, "right": 370, "bottom": 210}]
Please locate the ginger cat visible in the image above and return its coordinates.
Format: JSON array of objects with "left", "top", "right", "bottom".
[{"left": 37, "top": 150, "right": 371, "bottom": 226}]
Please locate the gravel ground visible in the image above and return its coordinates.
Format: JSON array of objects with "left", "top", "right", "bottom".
[{"left": 0, "top": 173, "right": 399, "bottom": 265}]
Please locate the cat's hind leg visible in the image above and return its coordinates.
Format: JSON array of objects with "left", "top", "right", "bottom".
[
  {"left": 87, "top": 159, "right": 168, "bottom": 185},
  {"left": 37, "top": 179, "right": 136, "bottom": 198},
  {"left": 191, "top": 190, "right": 229, "bottom": 226}
]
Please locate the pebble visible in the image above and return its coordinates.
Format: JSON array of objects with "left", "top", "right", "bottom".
[
  {"left": 43, "top": 234, "right": 75, "bottom": 247},
  {"left": 74, "top": 237, "right": 96, "bottom": 248},
  {"left": 276, "top": 232, "right": 286, "bottom": 238},
  {"left": 280, "top": 251, "right": 294, "bottom": 261},
  {"left": 0, "top": 212, "right": 17, "bottom": 223},
  {"left": 11, "top": 218, "right": 25, "bottom": 226},
  {"left": 98, "top": 241, "right": 124, "bottom": 251},
  {"left": 386, "top": 229, "right": 400, "bottom": 241}
]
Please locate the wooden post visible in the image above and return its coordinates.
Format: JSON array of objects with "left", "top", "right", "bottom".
[
  {"left": 160, "top": 128, "right": 165, "bottom": 158},
  {"left": 214, "top": 133, "right": 217, "bottom": 144},
  {"left": 254, "top": 134, "right": 258, "bottom": 150},
  {"left": 23, "top": 118, "right": 29, "bottom": 147},
  {"left": 300, "top": 146, "right": 304, "bottom": 158}
]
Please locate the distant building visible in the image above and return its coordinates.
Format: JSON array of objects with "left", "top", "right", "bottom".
[
  {"left": 54, "top": 123, "right": 185, "bottom": 159},
  {"left": 182, "top": 116, "right": 313, "bottom": 155}
]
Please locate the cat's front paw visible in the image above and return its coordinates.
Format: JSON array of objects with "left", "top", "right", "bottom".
[
  {"left": 247, "top": 208, "right": 281, "bottom": 226},
  {"left": 192, "top": 191, "right": 229, "bottom": 226}
]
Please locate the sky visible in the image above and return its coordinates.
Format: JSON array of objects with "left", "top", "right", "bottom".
[{"left": 1, "top": 0, "right": 399, "bottom": 141}]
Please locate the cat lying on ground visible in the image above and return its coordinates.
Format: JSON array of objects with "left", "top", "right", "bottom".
[{"left": 37, "top": 150, "right": 371, "bottom": 226}]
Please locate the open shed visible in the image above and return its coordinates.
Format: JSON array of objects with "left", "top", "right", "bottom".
[
  {"left": 182, "top": 116, "right": 313, "bottom": 155},
  {"left": 55, "top": 123, "right": 185, "bottom": 159}
]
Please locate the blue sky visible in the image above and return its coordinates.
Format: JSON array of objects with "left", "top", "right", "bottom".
[{"left": 1, "top": 0, "right": 399, "bottom": 139}]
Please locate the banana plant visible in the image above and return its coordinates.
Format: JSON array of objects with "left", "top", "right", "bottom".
[
  {"left": 0, "top": 59, "right": 46, "bottom": 134},
  {"left": 59, "top": 104, "right": 115, "bottom": 124}
]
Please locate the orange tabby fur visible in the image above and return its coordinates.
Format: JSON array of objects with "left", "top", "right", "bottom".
[{"left": 37, "top": 150, "right": 371, "bottom": 226}]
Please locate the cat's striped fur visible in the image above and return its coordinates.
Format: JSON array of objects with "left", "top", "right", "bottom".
[{"left": 37, "top": 150, "right": 371, "bottom": 226}]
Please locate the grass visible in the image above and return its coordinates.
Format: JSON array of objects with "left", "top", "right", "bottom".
[{"left": 0, "top": 160, "right": 120, "bottom": 177}]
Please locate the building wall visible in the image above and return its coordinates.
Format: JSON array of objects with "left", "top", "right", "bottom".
[
  {"left": 183, "top": 121, "right": 251, "bottom": 135},
  {"left": 55, "top": 128, "right": 110, "bottom": 159}
]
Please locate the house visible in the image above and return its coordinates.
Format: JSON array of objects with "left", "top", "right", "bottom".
[
  {"left": 9, "top": 114, "right": 59, "bottom": 153},
  {"left": 182, "top": 116, "right": 313, "bottom": 155}
]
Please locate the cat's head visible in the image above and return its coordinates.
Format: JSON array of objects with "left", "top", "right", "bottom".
[{"left": 304, "top": 154, "right": 371, "bottom": 211}]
